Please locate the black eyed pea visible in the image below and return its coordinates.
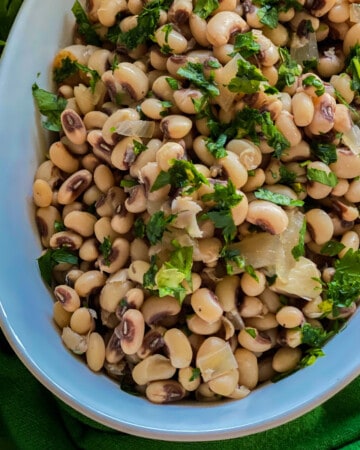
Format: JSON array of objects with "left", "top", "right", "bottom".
[
  {"left": 149, "top": 48, "right": 168, "bottom": 71},
  {"left": 156, "top": 142, "right": 185, "bottom": 172},
  {"left": 83, "top": 185, "right": 103, "bottom": 207},
  {"left": 79, "top": 238, "right": 100, "bottom": 262},
  {"left": 272, "top": 347, "right": 302, "bottom": 373},
  {"left": 283, "top": 328, "right": 303, "bottom": 348},
  {"left": 193, "top": 237, "right": 222, "bottom": 267},
  {"left": 178, "top": 366, "right": 201, "bottom": 391},
  {"left": 306, "top": 93, "right": 336, "bottom": 136},
  {"left": 208, "top": 368, "right": 239, "bottom": 397},
  {"left": 35, "top": 160, "right": 63, "bottom": 189},
  {"left": 95, "top": 186, "right": 126, "bottom": 217},
  {"left": 331, "top": 178, "right": 349, "bottom": 197},
  {"left": 57, "top": 169, "right": 93, "bottom": 205},
  {"left": 94, "top": 217, "right": 119, "bottom": 243},
  {"left": 137, "top": 326, "right": 166, "bottom": 359},
  {"left": 246, "top": 200, "right": 289, "bottom": 235},
  {"left": 113, "top": 63, "right": 149, "bottom": 101},
  {"left": 130, "top": 237, "right": 150, "bottom": 262},
  {"left": 196, "top": 336, "right": 238, "bottom": 382},
  {"left": 330, "top": 73, "right": 354, "bottom": 104},
  {"left": 86, "top": 130, "right": 113, "bottom": 167},
  {"left": 117, "top": 308, "right": 145, "bottom": 355},
  {"left": 98, "top": 237, "right": 130, "bottom": 273},
  {"left": 245, "top": 313, "right": 279, "bottom": 331},
  {"left": 345, "top": 178, "right": 360, "bottom": 203},
  {"left": 83, "top": 110, "right": 109, "bottom": 130},
  {"left": 151, "top": 76, "right": 176, "bottom": 102},
  {"left": 339, "top": 231, "right": 360, "bottom": 258},
  {"left": 280, "top": 140, "right": 311, "bottom": 163},
  {"left": 141, "top": 295, "right": 181, "bottom": 327},
  {"left": 97, "top": 0, "right": 127, "bottom": 27},
  {"left": 305, "top": 208, "right": 334, "bottom": 245},
  {"left": 221, "top": 316, "right": 236, "bottom": 340},
  {"left": 291, "top": 92, "right": 315, "bottom": 127},
  {"left": 70, "top": 307, "right": 95, "bottom": 335},
  {"left": 49, "top": 230, "right": 83, "bottom": 251},
  {"left": 33, "top": 179, "right": 53, "bottom": 208},
  {"left": 302, "top": 296, "right": 324, "bottom": 319},
  {"left": 234, "top": 347, "right": 259, "bottom": 390},
  {"left": 145, "top": 380, "right": 187, "bottom": 404},
  {"left": 330, "top": 148, "right": 360, "bottom": 180},
  {"left": 61, "top": 326, "right": 88, "bottom": 355},
  {"left": 193, "top": 135, "right": 217, "bottom": 167},
  {"left": 264, "top": 158, "right": 282, "bottom": 185},
  {"left": 160, "top": 114, "right": 193, "bottom": 140},
  {"left": 343, "top": 23, "right": 360, "bottom": 56},
  {"left": 141, "top": 98, "right": 170, "bottom": 120},
  {"left": 186, "top": 314, "right": 222, "bottom": 335},
  {"left": 164, "top": 328, "right": 193, "bottom": 369},
  {"left": 110, "top": 209, "right": 135, "bottom": 235},
  {"left": 218, "top": 151, "right": 248, "bottom": 189},
  {"left": 225, "top": 139, "right": 262, "bottom": 171},
  {"left": 190, "top": 288, "right": 223, "bottom": 324},
  {"left": 258, "top": 288, "right": 282, "bottom": 313},
  {"left": 60, "top": 109, "right": 87, "bottom": 146},
  {"left": 206, "top": 12, "right": 249, "bottom": 47},
  {"left": 100, "top": 280, "right": 134, "bottom": 313},
  {"left": 275, "top": 110, "right": 302, "bottom": 147},
  {"left": 111, "top": 136, "right": 141, "bottom": 171},
  {"left": 332, "top": 198, "right": 359, "bottom": 222},
  {"left": 238, "top": 327, "right": 273, "bottom": 353},
  {"left": 242, "top": 169, "right": 266, "bottom": 193},
  {"left": 306, "top": 161, "right": 334, "bottom": 200},
  {"left": 49, "top": 141, "right": 80, "bottom": 174},
  {"left": 53, "top": 301, "right": 72, "bottom": 329},
  {"left": 101, "top": 108, "right": 140, "bottom": 145},
  {"left": 275, "top": 306, "right": 305, "bottom": 328},
  {"left": 317, "top": 47, "right": 345, "bottom": 79},
  {"left": 258, "top": 356, "right": 276, "bottom": 382},
  {"left": 74, "top": 270, "right": 107, "bottom": 298},
  {"left": 215, "top": 275, "right": 240, "bottom": 312},
  {"left": 189, "top": 13, "right": 210, "bottom": 47},
  {"left": 239, "top": 296, "right": 266, "bottom": 318},
  {"left": 240, "top": 270, "right": 266, "bottom": 298},
  {"left": 63, "top": 210, "right": 97, "bottom": 237},
  {"left": 139, "top": 162, "right": 171, "bottom": 203},
  {"left": 154, "top": 25, "right": 188, "bottom": 54},
  {"left": 124, "top": 185, "right": 147, "bottom": 214},
  {"left": 93, "top": 164, "right": 115, "bottom": 193},
  {"left": 128, "top": 260, "right": 151, "bottom": 285},
  {"left": 195, "top": 382, "right": 222, "bottom": 402},
  {"left": 231, "top": 191, "right": 248, "bottom": 226},
  {"left": 86, "top": 332, "right": 106, "bottom": 372},
  {"left": 334, "top": 103, "right": 353, "bottom": 133},
  {"left": 54, "top": 284, "right": 81, "bottom": 312},
  {"left": 173, "top": 89, "right": 203, "bottom": 115},
  {"left": 132, "top": 354, "right": 177, "bottom": 386}
]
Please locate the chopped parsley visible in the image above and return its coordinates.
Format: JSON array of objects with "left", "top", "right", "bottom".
[
  {"left": 202, "top": 180, "right": 243, "bottom": 243},
  {"left": 307, "top": 167, "right": 338, "bottom": 187},
  {"left": 254, "top": 188, "right": 304, "bottom": 207},
  {"left": 54, "top": 220, "right": 66, "bottom": 232},
  {"left": 99, "top": 236, "right": 112, "bottom": 266},
  {"left": 134, "top": 217, "right": 146, "bottom": 238},
  {"left": 345, "top": 44, "right": 360, "bottom": 94},
  {"left": 320, "top": 240, "right": 346, "bottom": 257},
  {"left": 253, "top": 0, "right": 303, "bottom": 29},
  {"left": 166, "top": 77, "right": 180, "bottom": 90},
  {"left": 193, "top": 0, "right": 219, "bottom": 19},
  {"left": 228, "top": 58, "right": 268, "bottom": 94},
  {"left": 53, "top": 56, "right": 100, "bottom": 93},
  {"left": 37, "top": 248, "right": 78, "bottom": 286},
  {"left": 133, "top": 140, "right": 147, "bottom": 155},
  {"left": 232, "top": 32, "right": 261, "bottom": 59},
  {"left": 32, "top": 83, "right": 67, "bottom": 132},
  {"left": 302, "top": 75, "right": 325, "bottom": 96},
  {"left": 220, "top": 247, "right": 246, "bottom": 275},
  {"left": 151, "top": 159, "right": 209, "bottom": 194},
  {"left": 145, "top": 211, "right": 176, "bottom": 245},
  {"left": 310, "top": 141, "right": 337, "bottom": 165},
  {"left": 301, "top": 323, "right": 334, "bottom": 347},
  {"left": 245, "top": 328, "right": 257, "bottom": 338},
  {"left": 291, "top": 218, "right": 306, "bottom": 261},
  {"left": 71, "top": 0, "right": 102, "bottom": 46},
  {"left": 109, "top": 0, "right": 173, "bottom": 49},
  {"left": 205, "top": 133, "right": 228, "bottom": 159},
  {"left": 189, "top": 367, "right": 201, "bottom": 381},
  {"left": 276, "top": 48, "right": 302, "bottom": 91}
]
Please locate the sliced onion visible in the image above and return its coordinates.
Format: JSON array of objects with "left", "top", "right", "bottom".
[
  {"left": 342, "top": 124, "right": 360, "bottom": 155},
  {"left": 350, "top": 3, "right": 360, "bottom": 23},
  {"left": 115, "top": 120, "right": 155, "bottom": 138},
  {"left": 290, "top": 32, "right": 319, "bottom": 66},
  {"left": 171, "top": 196, "right": 203, "bottom": 238}
]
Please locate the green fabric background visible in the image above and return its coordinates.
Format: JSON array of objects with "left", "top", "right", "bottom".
[
  {"left": 1, "top": 330, "right": 360, "bottom": 449},
  {"left": 1, "top": 1, "right": 360, "bottom": 449}
]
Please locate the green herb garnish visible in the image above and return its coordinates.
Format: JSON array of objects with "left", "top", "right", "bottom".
[
  {"left": 37, "top": 248, "right": 78, "bottom": 286},
  {"left": 32, "top": 83, "right": 67, "bottom": 132}
]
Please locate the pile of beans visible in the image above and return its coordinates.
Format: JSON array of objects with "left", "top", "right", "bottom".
[{"left": 33, "top": 0, "right": 360, "bottom": 403}]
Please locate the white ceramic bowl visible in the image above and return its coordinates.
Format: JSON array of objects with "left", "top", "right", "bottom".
[{"left": 0, "top": 0, "right": 359, "bottom": 442}]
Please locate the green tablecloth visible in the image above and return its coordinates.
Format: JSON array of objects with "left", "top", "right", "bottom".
[{"left": 1, "top": 330, "right": 360, "bottom": 449}]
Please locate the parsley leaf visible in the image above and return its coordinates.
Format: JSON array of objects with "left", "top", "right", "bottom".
[
  {"left": 177, "top": 62, "right": 219, "bottom": 98},
  {"left": 133, "top": 140, "right": 147, "bottom": 155},
  {"left": 99, "top": 236, "right": 112, "bottom": 266},
  {"left": 71, "top": 0, "right": 102, "bottom": 46},
  {"left": 53, "top": 56, "right": 100, "bottom": 93},
  {"left": 32, "top": 83, "right": 67, "bottom": 132},
  {"left": 151, "top": 159, "right": 209, "bottom": 194},
  {"left": 276, "top": 48, "right": 302, "bottom": 91},
  {"left": 228, "top": 58, "right": 268, "bottom": 94},
  {"left": 143, "top": 255, "right": 159, "bottom": 292},
  {"left": 301, "top": 323, "right": 332, "bottom": 347},
  {"left": 320, "top": 240, "right": 346, "bottom": 256},
  {"left": 302, "top": 74, "right": 325, "bottom": 96},
  {"left": 205, "top": 133, "right": 228, "bottom": 159},
  {"left": 345, "top": 44, "right": 360, "bottom": 94},
  {"left": 193, "top": 0, "right": 219, "bottom": 19},
  {"left": 145, "top": 211, "right": 176, "bottom": 245},
  {"left": 37, "top": 248, "right": 78, "bottom": 286},
  {"left": 134, "top": 217, "right": 146, "bottom": 238},
  {"left": 291, "top": 218, "right": 306, "bottom": 261},
  {"left": 166, "top": 77, "right": 180, "bottom": 90},
  {"left": 220, "top": 247, "right": 246, "bottom": 275},
  {"left": 232, "top": 32, "right": 261, "bottom": 59},
  {"left": 189, "top": 367, "right": 201, "bottom": 381},
  {"left": 254, "top": 188, "right": 304, "bottom": 207},
  {"left": 307, "top": 167, "right": 338, "bottom": 187},
  {"left": 310, "top": 141, "right": 337, "bottom": 165}
]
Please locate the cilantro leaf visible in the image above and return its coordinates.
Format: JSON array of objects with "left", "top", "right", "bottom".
[
  {"left": 228, "top": 58, "right": 268, "bottom": 94},
  {"left": 307, "top": 167, "right": 338, "bottom": 187},
  {"left": 193, "top": 0, "right": 219, "bottom": 19},
  {"left": 71, "top": 0, "right": 102, "bottom": 46},
  {"left": 145, "top": 211, "right": 176, "bottom": 245},
  {"left": 32, "top": 83, "right": 67, "bottom": 132},
  {"left": 37, "top": 248, "right": 78, "bottom": 286},
  {"left": 151, "top": 159, "right": 209, "bottom": 194},
  {"left": 254, "top": 188, "right": 304, "bottom": 207}
]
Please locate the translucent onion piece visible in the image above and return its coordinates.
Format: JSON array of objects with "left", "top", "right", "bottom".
[
  {"left": 171, "top": 196, "right": 203, "bottom": 238},
  {"left": 350, "top": 4, "right": 360, "bottom": 23},
  {"left": 342, "top": 124, "right": 360, "bottom": 155},
  {"left": 115, "top": 120, "right": 155, "bottom": 138},
  {"left": 270, "top": 256, "right": 322, "bottom": 300},
  {"left": 290, "top": 32, "right": 319, "bottom": 65},
  {"left": 196, "top": 338, "right": 238, "bottom": 382},
  {"left": 61, "top": 327, "right": 88, "bottom": 354}
]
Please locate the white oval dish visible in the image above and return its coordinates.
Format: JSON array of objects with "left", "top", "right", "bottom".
[{"left": 0, "top": 0, "right": 359, "bottom": 442}]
